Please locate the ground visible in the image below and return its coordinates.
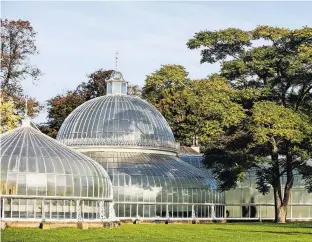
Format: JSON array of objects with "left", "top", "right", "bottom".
[{"left": 1, "top": 222, "right": 312, "bottom": 242}]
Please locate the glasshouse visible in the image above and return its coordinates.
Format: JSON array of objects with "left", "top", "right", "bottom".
[
  {"left": 56, "top": 71, "right": 224, "bottom": 220},
  {"left": 0, "top": 117, "right": 114, "bottom": 222},
  {"left": 1, "top": 70, "right": 311, "bottom": 223}
]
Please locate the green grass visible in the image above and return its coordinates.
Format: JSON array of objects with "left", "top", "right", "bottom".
[{"left": 1, "top": 222, "right": 312, "bottom": 242}]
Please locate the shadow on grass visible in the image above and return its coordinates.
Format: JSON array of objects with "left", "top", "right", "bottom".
[
  {"left": 214, "top": 227, "right": 312, "bottom": 236},
  {"left": 226, "top": 222, "right": 312, "bottom": 229}
]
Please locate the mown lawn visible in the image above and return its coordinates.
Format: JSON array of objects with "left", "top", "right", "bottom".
[{"left": 1, "top": 222, "right": 312, "bottom": 242}]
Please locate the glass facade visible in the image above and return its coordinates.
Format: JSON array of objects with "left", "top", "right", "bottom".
[
  {"left": 180, "top": 154, "right": 312, "bottom": 220},
  {"left": 57, "top": 95, "right": 178, "bottom": 151},
  {"left": 82, "top": 151, "right": 224, "bottom": 219},
  {"left": 0, "top": 125, "right": 113, "bottom": 221}
]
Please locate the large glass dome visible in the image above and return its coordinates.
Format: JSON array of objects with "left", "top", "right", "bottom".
[
  {"left": 57, "top": 70, "right": 224, "bottom": 220},
  {"left": 0, "top": 119, "right": 113, "bottom": 221},
  {"left": 56, "top": 95, "right": 178, "bottom": 152}
]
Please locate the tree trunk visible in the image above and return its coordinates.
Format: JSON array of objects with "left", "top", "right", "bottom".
[
  {"left": 276, "top": 203, "right": 287, "bottom": 223},
  {"left": 271, "top": 148, "right": 288, "bottom": 223},
  {"left": 273, "top": 186, "right": 288, "bottom": 223}
]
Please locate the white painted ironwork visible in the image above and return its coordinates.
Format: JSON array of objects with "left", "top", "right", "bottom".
[
  {"left": 99, "top": 200, "right": 107, "bottom": 221},
  {"left": 211, "top": 205, "right": 216, "bottom": 219},
  {"left": 60, "top": 138, "right": 179, "bottom": 150},
  {"left": 191, "top": 205, "right": 196, "bottom": 219},
  {"left": 166, "top": 204, "right": 169, "bottom": 218},
  {"left": 42, "top": 200, "right": 45, "bottom": 220},
  {"left": 77, "top": 200, "right": 82, "bottom": 222},
  {"left": 108, "top": 202, "right": 117, "bottom": 221}
]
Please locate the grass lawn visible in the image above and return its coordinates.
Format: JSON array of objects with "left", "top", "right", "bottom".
[{"left": 1, "top": 222, "right": 312, "bottom": 242}]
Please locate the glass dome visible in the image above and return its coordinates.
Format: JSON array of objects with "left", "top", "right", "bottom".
[
  {"left": 0, "top": 121, "right": 113, "bottom": 221},
  {"left": 1, "top": 125, "right": 112, "bottom": 199},
  {"left": 56, "top": 95, "right": 178, "bottom": 151}
]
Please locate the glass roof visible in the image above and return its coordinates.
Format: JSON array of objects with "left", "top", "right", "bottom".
[
  {"left": 84, "top": 151, "right": 219, "bottom": 205},
  {"left": 57, "top": 95, "right": 178, "bottom": 151},
  {"left": 0, "top": 125, "right": 113, "bottom": 199}
]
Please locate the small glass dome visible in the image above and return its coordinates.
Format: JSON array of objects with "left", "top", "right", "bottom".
[
  {"left": 57, "top": 95, "right": 178, "bottom": 151},
  {"left": 0, "top": 123, "right": 112, "bottom": 199}
]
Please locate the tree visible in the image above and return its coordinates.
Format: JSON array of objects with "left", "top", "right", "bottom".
[
  {"left": 44, "top": 91, "right": 86, "bottom": 138},
  {"left": 187, "top": 26, "right": 312, "bottom": 223},
  {"left": 0, "top": 95, "right": 20, "bottom": 133},
  {"left": 127, "top": 84, "right": 142, "bottom": 97},
  {"left": 142, "top": 65, "right": 193, "bottom": 144},
  {"left": 187, "top": 26, "right": 312, "bottom": 113},
  {"left": 1, "top": 19, "right": 41, "bottom": 126},
  {"left": 250, "top": 102, "right": 311, "bottom": 223},
  {"left": 1, "top": 19, "right": 41, "bottom": 97},
  {"left": 142, "top": 65, "right": 245, "bottom": 146},
  {"left": 77, "top": 69, "right": 113, "bottom": 100}
]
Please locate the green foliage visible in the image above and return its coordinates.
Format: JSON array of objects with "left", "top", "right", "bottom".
[
  {"left": 251, "top": 101, "right": 311, "bottom": 144},
  {"left": 189, "top": 75, "right": 245, "bottom": 143},
  {"left": 142, "top": 66, "right": 245, "bottom": 146},
  {"left": 0, "top": 95, "right": 20, "bottom": 133},
  {"left": 188, "top": 25, "right": 312, "bottom": 222},
  {"left": 187, "top": 28, "right": 252, "bottom": 63},
  {"left": 142, "top": 65, "right": 192, "bottom": 144},
  {"left": 188, "top": 25, "right": 312, "bottom": 113}
]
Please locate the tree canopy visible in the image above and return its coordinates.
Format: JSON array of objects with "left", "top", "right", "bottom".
[
  {"left": 187, "top": 25, "right": 312, "bottom": 223},
  {"left": 142, "top": 65, "right": 246, "bottom": 146},
  {"left": 0, "top": 19, "right": 41, "bottom": 133}
]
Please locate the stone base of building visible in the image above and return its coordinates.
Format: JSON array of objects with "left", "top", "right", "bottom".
[{"left": 2, "top": 221, "right": 120, "bottom": 230}]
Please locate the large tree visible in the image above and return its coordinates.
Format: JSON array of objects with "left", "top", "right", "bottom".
[
  {"left": 0, "top": 19, "right": 41, "bottom": 123},
  {"left": 187, "top": 26, "right": 312, "bottom": 223}
]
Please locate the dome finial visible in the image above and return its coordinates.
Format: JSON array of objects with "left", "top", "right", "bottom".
[
  {"left": 115, "top": 51, "right": 119, "bottom": 71},
  {"left": 106, "top": 54, "right": 128, "bottom": 95}
]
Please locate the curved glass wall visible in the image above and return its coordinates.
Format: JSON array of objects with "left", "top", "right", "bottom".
[
  {"left": 57, "top": 95, "right": 178, "bottom": 151},
  {"left": 83, "top": 151, "right": 225, "bottom": 219},
  {"left": 180, "top": 154, "right": 312, "bottom": 220},
  {"left": 0, "top": 125, "right": 113, "bottom": 221}
]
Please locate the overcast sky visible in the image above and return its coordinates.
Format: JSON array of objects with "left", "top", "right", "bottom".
[{"left": 2, "top": 1, "right": 312, "bottom": 123}]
